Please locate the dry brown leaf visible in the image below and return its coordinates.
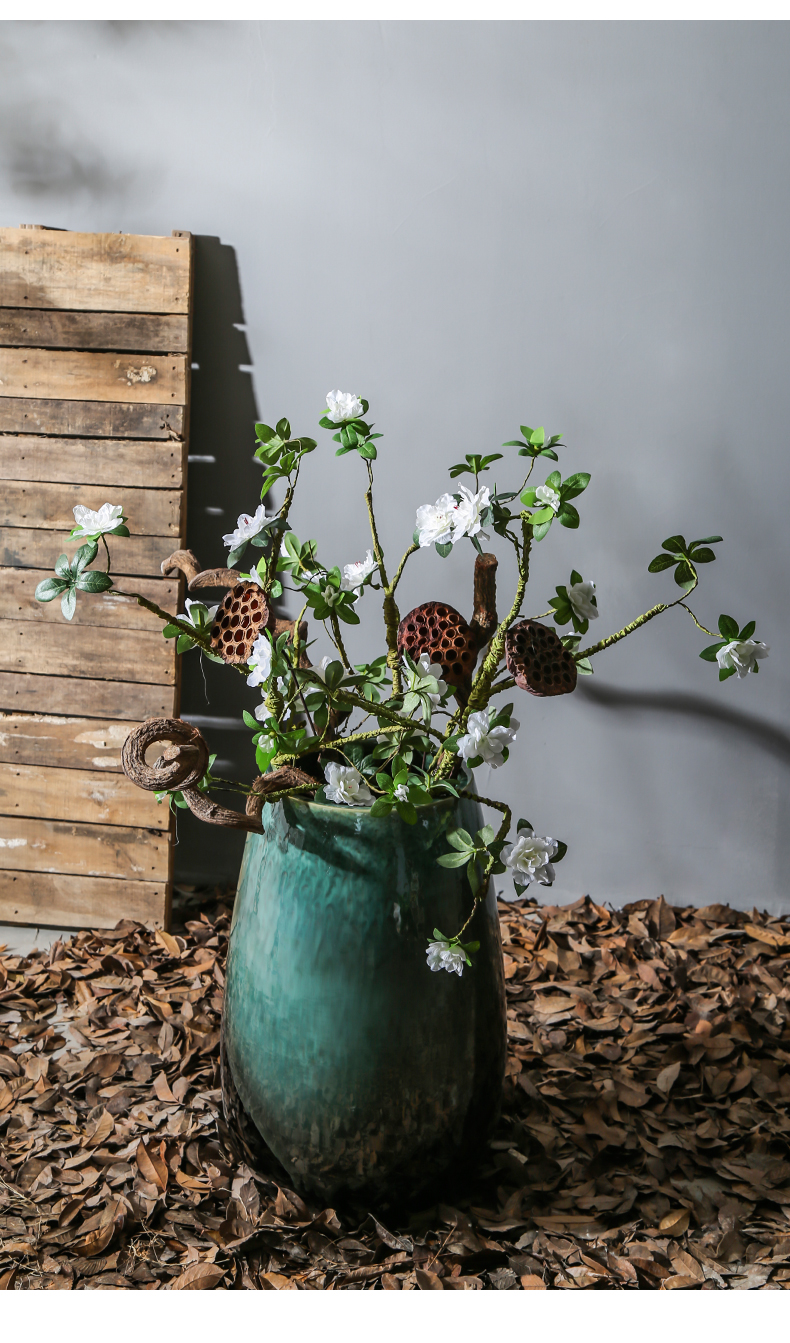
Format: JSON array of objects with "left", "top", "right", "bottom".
[
  {"left": 520, "top": 1274, "right": 546, "bottom": 1289},
  {"left": 153, "top": 1072, "right": 178, "bottom": 1103},
  {"left": 656, "top": 1061, "right": 681, "bottom": 1094},
  {"left": 168, "top": 1262, "right": 225, "bottom": 1290},
  {"left": 136, "top": 1139, "right": 168, "bottom": 1193},
  {"left": 659, "top": 1209, "right": 691, "bottom": 1237},
  {"left": 416, "top": 1269, "right": 444, "bottom": 1290}
]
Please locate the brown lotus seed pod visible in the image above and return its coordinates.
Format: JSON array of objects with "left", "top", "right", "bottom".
[
  {"left": 505, "top": 620, "right": 578, "bottom": 697},
  {"left": 209, "top": 582, "right": 270, "bottom": 665},
  {"left": 397, "top": 601, "right": 478, "bottom": 689}
]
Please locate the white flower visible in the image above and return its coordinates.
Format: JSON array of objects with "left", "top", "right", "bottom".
[
  {"left": 535, "top": 484, "right": 561, "bottom": 513},
  {"left": 426, "top": 939, "right": 465, "bottom": 977},
  {"left": 394, "top": 783, "right": 409, "bottom": 802},
  {"left": 502, "top": 830, "right": 558, "bottom": 887},
  {"left": 716, "top": 639, "right": 769, "bottom": 678},
  {"left": 340, "top": 549, "right": 378, "bottom": 594},
  {"left": 457, "top": 708, "right": 519, "bottom": 767},
  {"left": 452, "top": 485, "right": 490, "bottom": 542},
  {"left": 326, "top": 390, "right": 364, "bottom": 423},
  {"left": 568, "top": 580, "right": 599, "bottom": 623},
  {"left": 415, "top": 493, "right": 459, "bottom": 548},
  {"left": 182, "top": 597, "right": 218, "bottom": 628},
  {"left": 246, "top": 633, "right": 272, "bottom": 687},
  {"left": 222, "top": 504, "right": 270, "bottom": 551},
  {"left": 71, "top": 502, "right": 125, "bottom": 539},
  {"left": 323, "top": 762, "right": 374, "bottom": 807}
]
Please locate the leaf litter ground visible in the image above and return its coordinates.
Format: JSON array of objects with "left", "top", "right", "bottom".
[{"left": 1, "top": 890, "right": 789, "bottom": 1290}]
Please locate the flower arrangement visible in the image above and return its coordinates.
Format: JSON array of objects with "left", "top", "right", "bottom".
[{"left": 35, "top": 392, "right": 768, "bottom": 977}]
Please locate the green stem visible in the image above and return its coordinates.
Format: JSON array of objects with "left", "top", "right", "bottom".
[
  {"left": 678, "top": 602, "right": 717, "bottom": 639},
  {"left": 576, "top": 571, "right": 699, "bottom": 661},
  {"left": 329, "top": 611, "right": 352, "bottom": 671},
  {"left": 449, "top": 792, "right": 512, "bottom": 943},
  {"left": 365, "top": 460, "right": 403, "bottom": 695}
]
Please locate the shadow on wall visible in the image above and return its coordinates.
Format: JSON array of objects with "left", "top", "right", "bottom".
[
  {"left": 175, "top": 235, "right": 262, "bottom": 887},
  {"left": 578, "top": 681, "right": 790, "bottom": 766}
]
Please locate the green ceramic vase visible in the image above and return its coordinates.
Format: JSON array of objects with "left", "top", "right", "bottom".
[{"left": 223, "top": 793, "right": 506, "bottom": 1201}]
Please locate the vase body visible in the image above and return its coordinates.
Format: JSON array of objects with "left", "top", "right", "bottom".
[{"left": 223, "top": 794, "right": 506, "bottom": 1201}]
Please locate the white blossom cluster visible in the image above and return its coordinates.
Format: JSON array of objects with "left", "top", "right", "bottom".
[{"left": 415, "top": 484, "right": 490, "bottom": 549}]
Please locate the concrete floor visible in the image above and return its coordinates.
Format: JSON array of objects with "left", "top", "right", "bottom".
[{"left": 0, "top": 924, "right": 72, "bottom": 956}]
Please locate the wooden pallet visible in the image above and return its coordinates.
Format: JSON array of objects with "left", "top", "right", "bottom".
[{"left": 0, "top": 226, "right": 194, "bottom": 930}]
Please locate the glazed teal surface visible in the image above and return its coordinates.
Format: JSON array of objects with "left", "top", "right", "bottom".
[{"left": 223, "top": 794, "right": 506, "bottom": 1200}]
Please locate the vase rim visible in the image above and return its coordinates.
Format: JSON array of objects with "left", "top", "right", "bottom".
[{"left": 287, "top": 792, "right": 460, "bottom": 819}]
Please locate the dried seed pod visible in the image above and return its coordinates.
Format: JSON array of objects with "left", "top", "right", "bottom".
[
  {"left": 505, "top": 620, "right": 578, "bottom": 697},
  {"left": 209, "top": 582, "right": 270, "bottom": 665},
  {"left": 397, "top": 601, "right": 478, "bottom": 689}
]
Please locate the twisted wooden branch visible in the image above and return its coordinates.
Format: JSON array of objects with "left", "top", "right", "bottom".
[
  {"left": 469, "top": 552, "right": 498, "bottom": 650},
  {"left": 161, "top": 549, "right": 202, "bottom": 583},
  {"left": 122, "top": 718, "right": 319, "bottom": 832}
]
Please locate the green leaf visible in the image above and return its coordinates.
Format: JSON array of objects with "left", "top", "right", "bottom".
[
  {"left": 435, "top": 541, "right": 453, "bottom": 559},
  {"left": 553, "top": 841, "right": 568, "bottom": 863},
  {"left": 544, "top": 469, "right": 561, "bottom": 490},
  {"left": 529, "top": 506, "right": 555, "bottom": 526},
  {"left": 437, "top": 851, "right": 471, "bottom": 868},
  {"left": 739, "top": 620, "right": 756, "bottom": 641},
  {"left": 255, "top": 422, "right": 276, "bottom": 443},
  {"left": 718, "top": 614, "right": 739, "bottom": 640},
  {"left": 323, "top": 660, "right": 344, "bottom": 691},
  {"left": 529, "top": 427, "right": 545, "bottom": 446},
  {"left": 691, "top": 535, "right": 722, "bottom": 546},
  {"left": 477, "top": 824, "right": 495, "bottom": 848},
  {"left": 35, "top": 576, "right": 68, "bottom": 602},
  {"left": 557, "top": 503, "right": 580, "bottom": 529},
  {"left": 699, "top": 643, "right": 724, "bottom": 661},
  {"left": 520, "top": 487, "right": 538, "bottom": 507},
  {"left": 109, "top": 524, "right": 130, "bottom": 538},
  {"left": 501, "top": 440, "right": 528, "bottom": 450},
  {"left": 662, "top": 534, "right": 687, "bottom": 554},
  {"left": 54, "top": 553, "right": 71, "bottom": 580},
  {"left": 561, "top": 471, "right": 591, "bottom": 499},
  {"left": 689, "top": 547, "right": 715, "bottom": 564},
  {"left": 370, "top": 798, "right": 394, "bottom": 818},
  {"left": 61, "top": 587, "right": 77, "bottom": 621},
  {"left": 532, "top": 518, "right": 553, "bottom": 542},
  {"left": 395, "top": 800, "right": 417, "bottom": 825},
  {"left": 673, "top": 560, "right": 695, "bottom": 590},
  {"left": 243, "top": 710, "right": 260, "bottom": 729},
  {"left": 446, "top": 827, "right": 474, "bottom": 852},
  {"left": 719, "top": 666, "right": 736, "bottom": 681},
  {"left": 276, "top": 418, "right": 291, "bottom": 439},
  {"left": 648, "top": 553, "right": 676, "bottom": 573},
  {"left": 76, "top": 570, "right": 113, "bottom": 593},
  {"left": 73, "top": 541, "right": 99, "bottom": 575}
]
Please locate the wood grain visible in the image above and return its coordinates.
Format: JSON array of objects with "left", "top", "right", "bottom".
[
  {"left": 0, "top": 435, "right": 184, "bottom": 487},
  {"left": 0, "top": 569, "right": 180, "bottom": 632},
  {"left": 0, "top": 622, "right": 175, "bottom": 684},
  {"left": 0, "top": 814, "right": 170, "bottom": 880},
  {"left": 0, "top": 480, "right": 181, "bottom": 536},
  {"left": 0, "top": 673, "right": 176, "bottom": 720},
  {"left": 0, "top": 350, "right": 188, "bottom": 406},
  {"left": 0, "top": 228, "right": 191, "bottom": 313},
  {"left": 0, "top": 308, "right": 189, "bottom": 352},
  {"left": 0, "top": 762, "right": 168, "bottom": 829},
  {"left": 0, "top": 398, "right": 184, "bottom": 438},
  {"left": 0, "top": 713, "right": 132, "bottom": 771},
  {"left": 0, "top": 528, "right": 180, "bottom": 577},
  {"left": 0, "top": 871, "right": 169, "bottom": 929}
]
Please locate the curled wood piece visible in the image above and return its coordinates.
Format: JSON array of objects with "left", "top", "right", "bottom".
[
  {"left": 469, "top": 552, "right": 498, "bottom": 649},
  {"left": 245, "top": 766, "right": 319, "bottom": 821},
  {"left": 188, "top": 568, "right": 242, "bottom": 591},
  {"left": 209, "top": 583, "right": 270, "bottom": 665},
  {"left": 505, "top": 620, "right": 577, "bottom": 697},
  {"left": 181, "top": 787, "right": 264, "bottom": 834},
  {"left": 122, "top": 718, "right": 210, "bottom": 792},
  {"left": 161, "top": 548, "right": 202, "bottom": 583},
  {"left": 397, "top": 601, "right": 478, "bottom": 690},
  {"left": 271, "top": 618, "right": 310, "bottom": 668}
]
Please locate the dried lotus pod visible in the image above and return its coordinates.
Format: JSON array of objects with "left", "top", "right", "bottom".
[
  {"left": 505, "top": 620, "right": 577, "bottom": 697},
  {"left": 397, "top": 601, "right": 478, "bottom": 689},
  {"left": 209, "top": 582, "right": 270, "bottom": 665}
]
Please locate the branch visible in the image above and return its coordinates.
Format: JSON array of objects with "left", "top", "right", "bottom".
[{"left": 575, "top": 570, "right": 700, "bottom": 661}]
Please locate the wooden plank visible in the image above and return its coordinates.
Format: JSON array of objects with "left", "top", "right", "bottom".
[
  {"left": 0, "top": 815, "right": 170, "bottom": 879},
  {"left": 0, "top": 435, "right": 183, "bottom": 487},
  {"left": 0, "top": 762, "right": 168, "bottom": 829},
  {"left": 0, "top": 714, "right": 131, "bottom": 771},
  {"left": 0, "top": 528, "right": 180, "bottom": 576},
  {"left": 0, "top": 398, "right": 184, "bottom": 438},
  {"left": 0, "top": 349, "right": 188, "bottom": 406},
  {"left": 0, "top": 871, "right": 169, "bottom": 930},
  {"left": 0, "top": 673, "right": 176, "bottom": 720},
  {"left": 0, "top": 308, "right": 189, "bottom": 352},
  {"left": 0, "top": 569, "right": 180, "bottom": 632},
  {"left": 0, "top": 228, "right": 191, "bottom": 313},
  {"left": 0, "top": 623, "right": 175, "bottom": 684},
  {"left": 0, "top": 480, "right": 182, "bottom": 536}
]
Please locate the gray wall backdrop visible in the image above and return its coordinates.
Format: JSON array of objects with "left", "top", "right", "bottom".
[{"left": 1, "top": 20, "right": 788, "bottom": 910}]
